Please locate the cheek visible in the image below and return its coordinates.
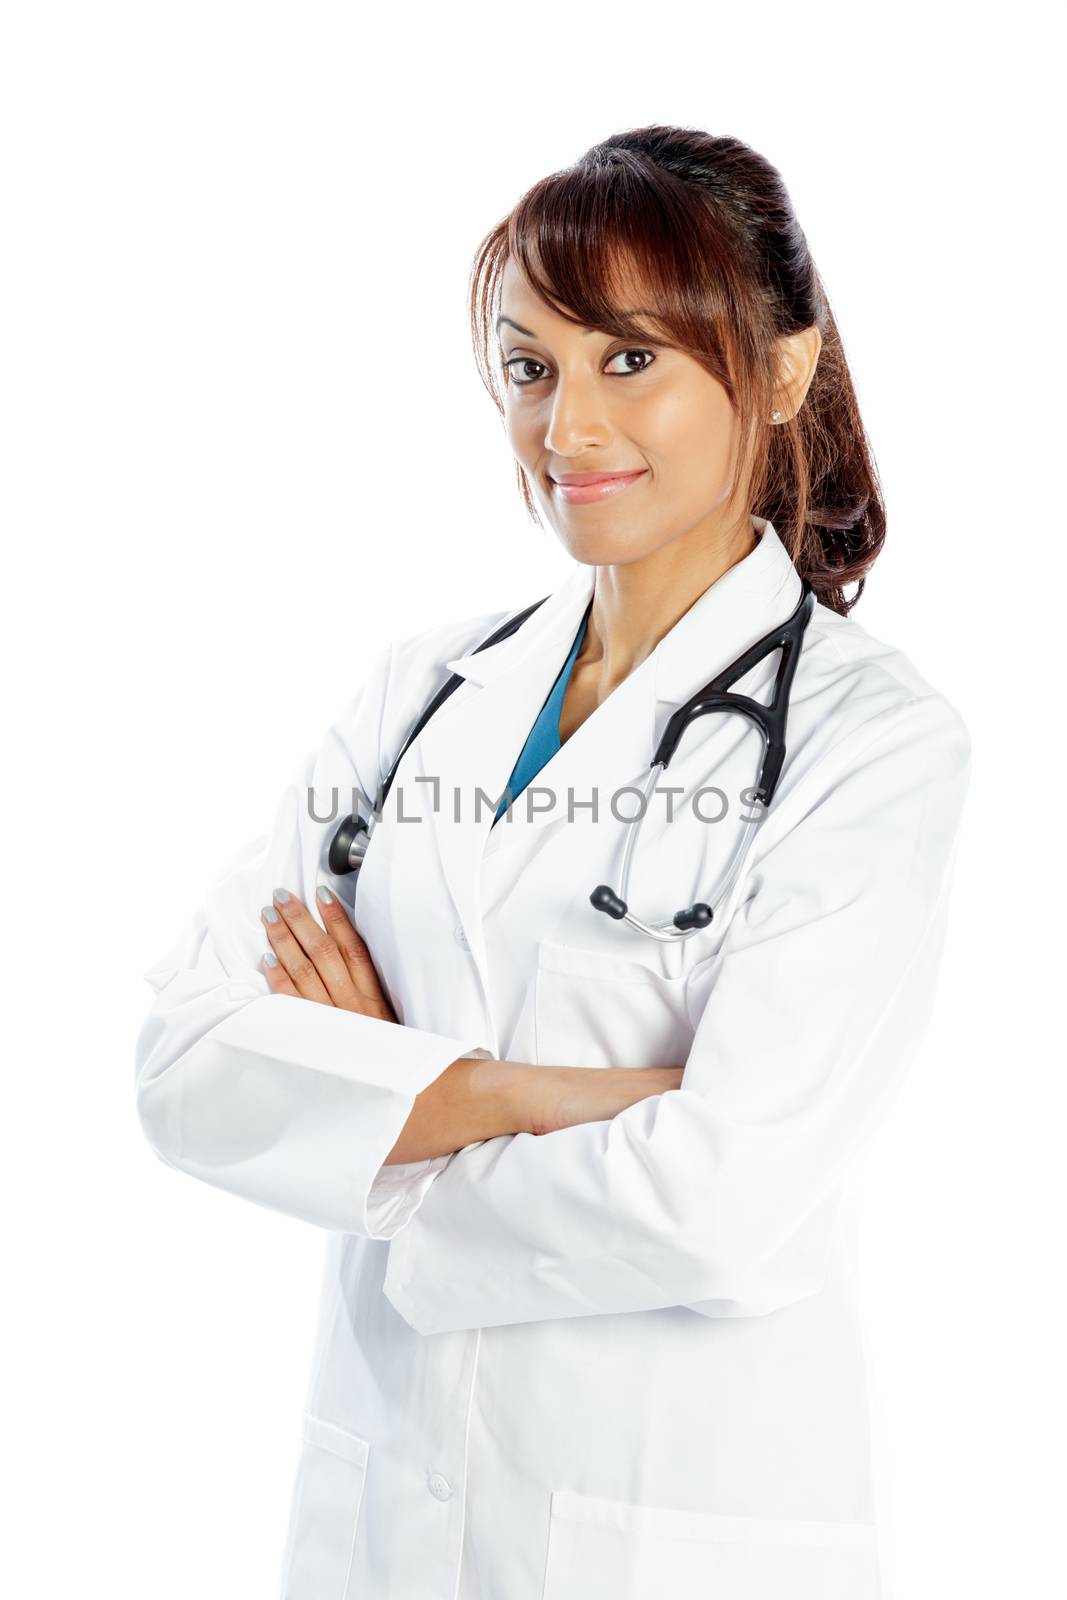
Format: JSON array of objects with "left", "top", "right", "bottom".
[
  {"left": 504, "top": 409, "right": 543, "bottom": 484},
  {"left": 641, "top": 383, "right": 736, "bottom": 490}
]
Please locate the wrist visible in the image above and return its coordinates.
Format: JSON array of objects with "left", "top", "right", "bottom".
[{"left": 468, "top": 1057, "right": 538, "bottom": 1139}]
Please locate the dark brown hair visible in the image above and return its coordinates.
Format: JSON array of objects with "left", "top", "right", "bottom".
[{"left": 468, "top": 125, "right": 885, "bottom": 616}]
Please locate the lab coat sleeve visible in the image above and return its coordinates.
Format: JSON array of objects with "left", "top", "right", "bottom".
[
  {"left": 133, "top": 640, "right": 492, "bottom": 1240},
  {"left": 381, "top": 691, "right": 973, "bottom": 1333}
]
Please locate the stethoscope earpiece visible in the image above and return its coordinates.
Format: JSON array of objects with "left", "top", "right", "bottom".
[
  {"left": 673, "top": 903, "right": 713, "bottom": 931},
  {"left": 591, "top": 885, "right": 713, "bottom": 933},
  {"left": 590, "top": 884, "right": 627, "bottom": 920}
]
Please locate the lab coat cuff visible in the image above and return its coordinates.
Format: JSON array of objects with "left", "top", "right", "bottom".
[
  {"left": 362, "top": 1043, "right": 496, "bottom": 1241},
  {"left": 143, "top": 991, "right": 497, "bottom": 1238},
  {"left": 364, "top": 1156, "right": 454, "bottom": 1241}
]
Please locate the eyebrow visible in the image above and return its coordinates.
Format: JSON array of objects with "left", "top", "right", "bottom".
[{"left": 496, "top": 312, "right": 655, "bottom": 339}]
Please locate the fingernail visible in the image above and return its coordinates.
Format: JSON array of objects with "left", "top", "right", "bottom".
[
  {"left": 261, "top": 905, "right": 279, "bottom": 924},
  {"left": 316, "top": 885, "right": 336, "bottom": 905},
  {"left": 273, "top": 888, "right": 291, "bottom": 904},
  {"left": 263, "top": 951, "right": 278, "bottom": 967}
]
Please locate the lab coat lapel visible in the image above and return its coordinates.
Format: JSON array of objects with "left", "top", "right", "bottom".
[
  {"left": 413, "top": 562, "right": 600, "bottom": 967},
  {"left": 651, "top": 515, "right": 804, "bottom": 708}
]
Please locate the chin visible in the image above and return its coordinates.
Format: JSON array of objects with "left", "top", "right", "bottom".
[{"left": 555, "top": 529, "right": 660, "bottom": 567}]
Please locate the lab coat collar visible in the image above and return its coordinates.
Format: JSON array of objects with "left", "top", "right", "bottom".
[{"left": 444, "top": 515, "right": 804, "bottom": 707}]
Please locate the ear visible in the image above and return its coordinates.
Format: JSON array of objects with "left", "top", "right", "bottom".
[{"left": 771, "top": 324, "right": 822, "bottom": 422}]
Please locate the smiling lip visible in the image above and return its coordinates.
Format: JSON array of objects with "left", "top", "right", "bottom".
[{"left": 550, "top": 469, "right": 648, "bottom": 504}]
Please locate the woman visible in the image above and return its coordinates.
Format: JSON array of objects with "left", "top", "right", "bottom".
[{"left": 135, "top": 126, "right": 971, "bottom": 1599}]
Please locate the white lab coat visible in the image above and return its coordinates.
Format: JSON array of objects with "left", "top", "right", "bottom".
[{"left": 135, "top": 516, "right": 972, "bottom": 1599}]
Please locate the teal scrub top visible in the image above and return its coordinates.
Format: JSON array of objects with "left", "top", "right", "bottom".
[{"left": 492, "top": 599, "right": 592, "bottom": 825}]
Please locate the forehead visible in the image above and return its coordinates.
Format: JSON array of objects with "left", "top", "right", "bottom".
[
  {"left": 497, "top": 254, "right": 655, "bottom": 338},
  {"left": 497, "top": 257, "right": 562, "bottom": 325}
]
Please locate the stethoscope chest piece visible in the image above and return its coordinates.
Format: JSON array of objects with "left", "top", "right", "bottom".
[{"left": 328, "top": 812, "right": 371, "bottom": 876}]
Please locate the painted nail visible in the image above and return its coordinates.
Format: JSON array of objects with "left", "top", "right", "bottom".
[
  {"left": 261, "top": 905, "right": 279, "bottom": 924},
  {"left": 316, "top": 885, "right": 336, "bottom": 905},
  {"left": 273, "top": 887, "right": 291, "bottom": 904},
  {"left": 263, "top": 951, "right": 278, "bottom": 967}
]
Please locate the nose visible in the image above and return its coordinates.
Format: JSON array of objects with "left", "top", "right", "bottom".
[{"left": 543, "top": 373, "right": 612, "bottom": 458}]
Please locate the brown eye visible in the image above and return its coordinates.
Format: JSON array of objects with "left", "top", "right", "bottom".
[
  {"left": 504, "top": 358, "right": 549, "bottom": 385},
  {"left": 605, "top": 349, "right": 656, "bottom": 376}
]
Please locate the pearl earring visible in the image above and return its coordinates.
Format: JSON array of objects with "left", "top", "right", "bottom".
[{"left": 770, "top": 409, "right": 783, "bottom": 423}]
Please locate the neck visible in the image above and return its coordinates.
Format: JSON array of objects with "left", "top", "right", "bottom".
[{"left": 578, "top": 515, "right": 758, "bottom": 692}]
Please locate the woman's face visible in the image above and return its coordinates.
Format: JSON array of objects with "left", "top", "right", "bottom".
[{"left": 497, "top": 256, "right": 747, "bottom": 568}]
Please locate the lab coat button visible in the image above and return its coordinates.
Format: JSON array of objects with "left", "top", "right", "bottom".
[
  {"left": 453, "top": 924, "right": 469, "bottom": 948},
  {"left": 428, "top": 1471, "right": 453, "bottom": 1501}
]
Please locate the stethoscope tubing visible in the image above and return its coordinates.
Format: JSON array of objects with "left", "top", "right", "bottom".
[
  {"left": 591, "top": 580, "right": 815, "bottom": 939},
  {"left": 327, "top": 581, "right": 816, "bottom": 945}
]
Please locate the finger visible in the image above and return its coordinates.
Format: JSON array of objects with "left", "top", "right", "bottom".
[
  {"left": 261, "top": 897, "right": 334, "bottom": 1004},
  {"left": 314, "top": 886, "right": 395, "bottom": 1018},
  {"left": 269, "top": 888, "right": 362, "bottom": 1009},
  {"left": 262, "top": 948, "right": 299, "bottom": 997}
]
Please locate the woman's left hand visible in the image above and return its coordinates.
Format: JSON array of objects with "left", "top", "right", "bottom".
[{"left": 260, "top": 887, "right": 398, "bottom": 1022}]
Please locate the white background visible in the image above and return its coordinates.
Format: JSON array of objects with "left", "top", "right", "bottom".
[{"left": 2, "top": 3, "right": 1062, "bottom": 1595}]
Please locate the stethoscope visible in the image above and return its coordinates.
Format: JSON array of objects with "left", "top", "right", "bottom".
[{"left": 328, "top": 580, "right": 815, "bottom": 943}]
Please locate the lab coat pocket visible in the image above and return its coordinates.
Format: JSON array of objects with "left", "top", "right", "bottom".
[
  {"left": 279, "top": 1412, "right": 369, "bottom": 1600},
  {"left": 542, "top": 1488, "right": 880, "bottom": 1600},
  {"left": 534, "top": 939, "right": 694, "bottom": 1071}
]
